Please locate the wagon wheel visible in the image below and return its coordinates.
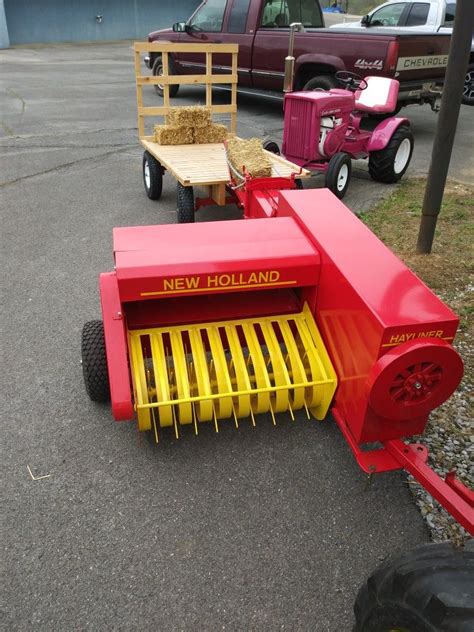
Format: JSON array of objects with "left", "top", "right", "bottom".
[
  {"left": 176, "top": 183, "right": 195, "bottom": 223},
  {"left": 143, "top": 151, "right": 163, "bottom": 200}
]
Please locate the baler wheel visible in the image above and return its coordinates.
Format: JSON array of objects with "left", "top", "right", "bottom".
[
  {"left": 176, "top": 183, "right": 195, "bottom": 223},
  {"left": 143, "top": 151, "right": 163, "bottom": 200},
  {"left": 369, "top": 126, "right": 414, "bottom": 184},
  {"left": 81, "top": 320, "right": 110, "bottom": 402},
  {"left": 325, "top": 153, "right": 351, "bottom": 199},
  {"left": 353, "top": 542, "right": 474, "bottom": 632}
]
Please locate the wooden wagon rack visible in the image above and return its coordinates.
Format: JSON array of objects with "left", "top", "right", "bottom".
[{"left": 133, "top": 42, "right": 309, "bottom": 221}]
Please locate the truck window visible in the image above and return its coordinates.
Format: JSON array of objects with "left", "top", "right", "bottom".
[
  {"left": 228, "top": 0, "right": 251, "bottom": 33},
  {"left": 370, "top": 3, "right": 406, "bottom": 27},
  {"left": 189, "top": 0, "right": 227, "bottom": 32},
  {"left": 260, "top": 0, "right": 323, "bottom": 28},
  {"left": 405, "top": 3, "right": 430, "bottom": 26},
  {"left": 443, "top": 2, "right": 456, "bottom": 26}
]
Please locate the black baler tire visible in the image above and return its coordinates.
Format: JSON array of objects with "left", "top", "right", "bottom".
[
  {"left": 325, "top": 152, "right": 351, "bottom": 199},
  {"left": 369, "top": 125, "right": 414, "bottom": 184},
  {"left": 303, "top": 74, "right": 337, "bottom": 92},
  {"left": 152, "top": 56, "right": 179, "bottom": 98},
  {"left": 263, "top": 140, "right": 281, "bottom": 155},
  {"left": 143, "top": 151, "right": 163, "bottom": 200},
  {"left": 353, "top": 542, "right": 474, "bottom": 632},
  {"left": 81, "top": 320, "right": 110, "bottom": 403},
  {"left": 177, "top": 183, "right": 195, "bottom": 223}
]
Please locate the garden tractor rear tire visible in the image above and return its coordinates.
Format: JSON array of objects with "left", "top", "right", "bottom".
[
  {"left": 152, "top": 55, "right": 179, "bottom": 98},
  {"left": 143, "top": 151, "right": 163, "bottom": 200},
  {"left": 325, "top": 152, "right": 351, "bottom": 199},
  {"left": 176, "top": 183, "right": 195, "bottom": 223},
  {"left": 353, "top": 541, "right": 474, "bottom": 632},
  {"left": 369, "top": 125, "right": 414, "bottom": 184},
  {"left": 263, "top": 140, "right": 281, "bottom": 155},
  {"left": 81, "top": 320, "right": 110, "bottom": 402}
]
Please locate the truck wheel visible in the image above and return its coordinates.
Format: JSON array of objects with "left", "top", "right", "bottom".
[
  {"left": 369, "top": 125, "right": 414, "bottom": 184},
  {"left": 81, "top": 320, "right": 110, "bottom": 402},
  {"left": 263, "top": 140, "right": 281, "bottom": 155},
  {"left": 143, "top": 151, "right": 163, "bottom": 200},
  {"left": 462, "top": 66, "right": 473, "bottom": 105},
  {"left": 177, "top": 183, "right": 195, "bottom": 223},
  {"left": 153, "top": 56, "right": 179, "bottom": 98},
  {"left": 353, "top": 542, "right": 474, "bottom": 632},
  {"left": 325, "top": 152, "right": 351, "bottom": 199},
  {"left": 303, "top": 75, "right": 337, "bottom": 92}
]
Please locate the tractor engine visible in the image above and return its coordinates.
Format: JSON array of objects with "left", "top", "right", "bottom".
[{"left": 282, "top": 89, "right": 355, "bottom": 162}]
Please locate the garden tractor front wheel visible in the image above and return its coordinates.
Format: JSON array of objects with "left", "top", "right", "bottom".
[
  {"left": 325, "top": 152, "right": 351, "bottom": 199},
  {"left": 81, "top": 320, "right": 110, "bottom": 403},
  {"left": 353, "top": 541, "right": 474, "bottom": 632}
]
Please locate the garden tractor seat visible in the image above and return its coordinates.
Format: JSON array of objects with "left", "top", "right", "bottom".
[{"left": 355, "top": 76, "right": 400, "bottom": 113}]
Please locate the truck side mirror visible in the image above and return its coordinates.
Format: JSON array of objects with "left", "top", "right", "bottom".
[
  {"left": 172, "top": 22, "right": 187, "bottom": 32},
  {"left": 361, "top": 15, "right": 370, "bottom": 26}
]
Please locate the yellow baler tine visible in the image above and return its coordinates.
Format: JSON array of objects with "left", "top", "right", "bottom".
[
  {"left": 225, "top": 324, "right": 251, "bottom": 418},
  {"left": 129, "top": 333, "right": 151, "bottom": 432},
  {"left": 242, "top": 323, "right": 271, "bottom": 415},
  {"left": 188, "top": 329, "right": 213, "bottom": 422},
  {"left": 169, "top": 331, "right": 193, "bottom": 425},
  {"left": 260, "top": 321, "right": 291, "bottom": 413},
  {"left": 278, "top": 320, "right": 306, "bottom": 410},
  {"left": 207, "top": 326, "right": 233, "bottom": 419},
  {"left": 149, "top": 333, "right": 173, "bottom": 428}
]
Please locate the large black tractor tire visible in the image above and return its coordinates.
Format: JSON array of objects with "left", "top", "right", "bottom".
[
  {"left": 354, "top": 542, "right": 474, "bottom": 632},
  {"left": 325, "top": 152, "right": 351, "bottom": 199},
  {"left": 462, "top": 65, "right": 474, "bottom": 105},
  {"left": 176, "top": 183, "right": 195, "bottom": 223},
  {"left": 303, "top": 74, "right": 337, "bottom": 92},
  {"left": 369, "top": 125, "right": 414, "bottom": 184},
  {"left": 81, "top": 320, "right": 110, "bottom": 402},
  {"left": 152, "top": 55, "right": 179, "bottom": 98},
  {"left": 368, "top": 104, "right": 403, "bottom": 121},
  {"left": 142, "top": 151, "right": 163, "bottom": 200}
]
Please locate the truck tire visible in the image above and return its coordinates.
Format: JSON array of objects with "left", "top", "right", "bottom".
[
  {"left": 353, "top": 542, "right": 474, "bottom": 632},
  {"left": 462, "top": 66, "right": 473, "bottom": 105},
  {"left": 81, "top": 320, "right": 110, "bottom": 402},
  {"left": 143, "top": 151, "right": 163, "bottom": 200},
  {"left": 369, "top": 125, "right": 414, "bottom": 183},
  {"left": 153, "top": 56, "right": 179, "bottom": 98},
  {"left": 177, "top": 183, "right": 194, "bottom": 223},
  {"left": 303, "top": 74, "right": 337, "bottom": 92},
  {"left": 325, "top": 152, "right": 351, "bottom": 199}
]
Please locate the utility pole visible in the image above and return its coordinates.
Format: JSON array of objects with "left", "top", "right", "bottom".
[{"left": 416, "top": 0, "right": 474, "bottom": 254}]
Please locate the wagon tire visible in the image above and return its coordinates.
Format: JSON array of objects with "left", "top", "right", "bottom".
[
  {"left": 81, "top": 320, "right": 110, "bottom": 403},
  {"left": 152, "top": 56, "right": 179, "bottom": 98},
  {"left": 325, "top": 152, "right": 351, "bottom": 199},
  {"left": 369, "top": 125, "right": 414, "bottom": 183},
  {"left": 353, "top": 542, "right": 474, "bottom": 632},
  {"left": 303, "top": 74, "right": 337, "bottom": 92},
  {"left": 143, "top": 151, "right": 163, "bottom": 200},
  {"left": 177, "top": 183, "right": 195, "bottom": 223},
  {"left": 263, "top": 140, "right": 281, "bottom": 155}
]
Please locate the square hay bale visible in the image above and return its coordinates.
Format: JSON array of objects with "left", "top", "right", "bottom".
[
  {"left": 226, "top": 137, "right": 272, "bottom": 178},
  {"left": 153, "top": 124, "right": 193, "bottom": 145},
  {"left": 166, "top": 106, "right": 211, "bottom": 128},
  {"left": 193, "top": 123, "right": 228, "bottom": 144}
]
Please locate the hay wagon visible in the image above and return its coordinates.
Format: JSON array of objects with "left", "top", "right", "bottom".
[{"left": 134, "top": 42, "right": 309, "bottom": 222}]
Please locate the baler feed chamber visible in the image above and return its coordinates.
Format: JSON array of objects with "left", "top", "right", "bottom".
[{"left": 128, "top": 305, "right": 337, "bottom": 439}]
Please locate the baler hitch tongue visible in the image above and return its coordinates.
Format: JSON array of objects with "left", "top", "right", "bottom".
[{"left": 128, "top": 305, "right": 337, "bottom": 441}]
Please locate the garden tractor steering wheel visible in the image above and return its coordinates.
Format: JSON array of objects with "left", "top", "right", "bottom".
[{"left": 335, "top": 71, "right": 368, "bottom": 92}]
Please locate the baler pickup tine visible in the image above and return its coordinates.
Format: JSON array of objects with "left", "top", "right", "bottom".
[{"left": 288, "top": 400, "right": 295, "bottom": 421}]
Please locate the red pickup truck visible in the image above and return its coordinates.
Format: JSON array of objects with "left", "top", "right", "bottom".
[{"left": 146, "top": 0, "right": 451, "bottom": 111}]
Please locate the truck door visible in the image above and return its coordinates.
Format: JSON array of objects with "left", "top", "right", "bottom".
[{"left": 251, "top": 0, "right": 324, "bottom": 90}]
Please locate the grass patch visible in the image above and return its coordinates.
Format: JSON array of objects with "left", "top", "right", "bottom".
[{"left": 359, "top": 178, "right": 474, "bottom": 329}]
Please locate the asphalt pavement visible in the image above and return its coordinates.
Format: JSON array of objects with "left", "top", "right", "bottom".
[{"left": 1, "top": 42, "right": 472, "bottom": 632}]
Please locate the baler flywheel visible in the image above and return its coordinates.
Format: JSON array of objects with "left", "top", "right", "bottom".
[{"left": 128, "top": 304, "right": 337, "bottom": 441}]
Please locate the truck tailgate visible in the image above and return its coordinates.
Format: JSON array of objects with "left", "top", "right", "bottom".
[{"left": 394, "top": 33, "right": 451, "bottom": 81}]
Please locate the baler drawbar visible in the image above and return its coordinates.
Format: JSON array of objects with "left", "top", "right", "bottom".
[{"left": 82, "top": 180, "right": 473, "bottom": 535}]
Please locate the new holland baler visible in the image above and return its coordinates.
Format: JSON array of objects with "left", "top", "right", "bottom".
[{"left": 82, "top": 186, "right": 473, "bottom": 536}]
